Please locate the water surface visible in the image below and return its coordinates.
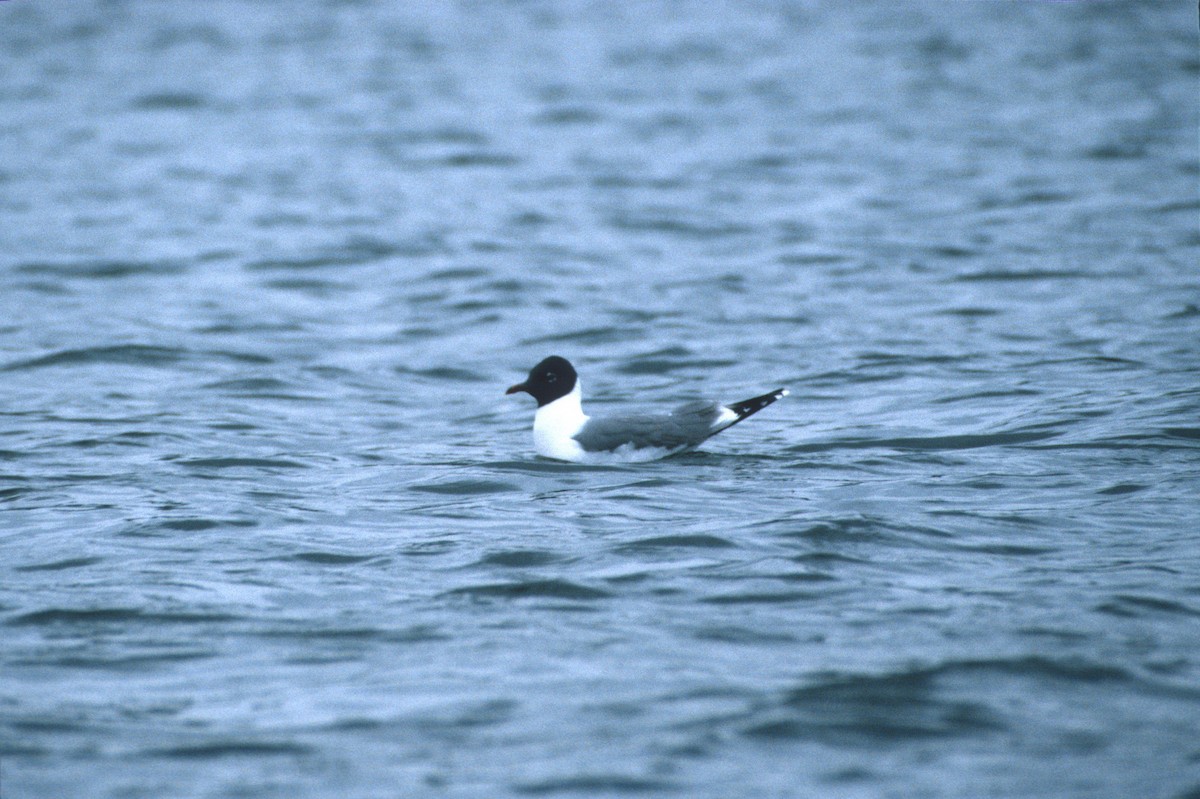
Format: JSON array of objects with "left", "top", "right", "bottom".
[{"left": 2, "top": 2, "right": 1198, "bottom": 797}]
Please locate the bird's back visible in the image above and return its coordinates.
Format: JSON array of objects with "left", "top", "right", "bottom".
[{"left": 572, "top": 401, "right": 724, "bottom": 453}]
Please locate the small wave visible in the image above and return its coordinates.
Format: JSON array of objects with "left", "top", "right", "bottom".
[
  {"left": 722, "top": 151, "right": 799, "bottom": 177},
  {"left": 2, "top": 345, "right": 186, "bottom": 371},
  {"left": 744, "top": 703, "right": 1001, "bottom": 743},
  {"left": 1083, "top": 141, "right": 1148, "bottom": 160},
  {"left": 1154, "top": 198, "right": 1200, "bottom": 214},
  {"left": 614, "top": 357, "right": 737, "bottom": 376},
  {"left": 521, "top": 326, "right": 636, "bottom": 345},
  {"left": 132, "top": 92, "right": 208, "bottom": 110},
  {"left": 7, "top": 607, "right": 149, "bottom": 625},
  {"left": 949, "top": 543, "right": 1056, "bottom": 557},
  {"left": 745, "top": 656, "right": 1133, "bottom": 745},
  {"left": 206, "top": 350, "right": 275, "bottom": 365},
  {"left": 158, "top": 518, "right": 252, "bottom": 532},
  {"left": 148, "top": 740, "right": 312, "bottom": 759},
  {"left": 777, "top": 251, "right": 850, "bottom": 266},
  {"left": 610, "top": 39, "right": 730, "bottom": 68},
  {"left": 196, "top": 321, "right": 303, "bottom": 334},
  {"left": 1096, "top": 483, "right": 1147, "bottom": 496},
  {"left": 260, "top": 624, "right": 446, "bottom": 644},
  {"left": 514, "top": 775, "right": 681, "bottom": 795},
  {"left": 1024, "top": 354, "right": 1144, "bottom": 369},
  {"left": 791, "top": 430, "right": 1058, "bottom": 452},
  {"left": 437, "top": 151, "right": 520, "bottom": 168},
  {"left": 935, "top": 306, "right": 1002, "bottom": 318},
  {"left": 1, "top": 345, "right": 269, "bottom": 371},
  {"left": 792, "top": 551, "right": 869, "bottom": 566},
  {"left": 261, "top": 278, "right": 352, "bottom": 294},
  {"left": 702, "top": 590, "right": 822, "bottom": 605},
  {"left": 691, "top": 624, "right": 799, "bottom": 644},
  {"left": 617, "top": 534, "right": 737, "bottom": 552},
  {"left": 952, "top": 269, "right": 1096, "bottom": 282},
  {"left": 394, "top": 365, "right": 488, "bottom": 382},
  {"left": 0, "top": 741, "right": 50, "bottom": 756},
  {"left": 179, "top": 457, "right": 308, "bottom": 470},
  {"left": 533, "top": 106, "right": 604, "bottom": 126},
  {"left": 442, "top": 699, "right": 519, "bottom": 730},
  {"left": 200, "top": 377, "right": 292, "bottom": 393},
  {"left": 744, "top": 676, "right": 988, "bottom": 739},
  {"left": 762, "top": 514, "right": 951, "bottom": 548},
  {"left": 7, "top": 607, "right": 240, "bottom": 626},
  {"left": 285, "top": 551, "right": 381, "bottom": 565},
  {"left": 244, "top": 235, "right": 437, "bottom": 270},
  {"left": 21, "top": 650, "right": 217, "bottom": 669},
  {"left": 444, "top": 579, "right": 611, "bottom": 601},
  {"left": 608, "top": 209, "right": 754, "bottom": 240},
  {"left": 409, "top": 479, "right": 518, "bottom": 495},
  {"left": 1165, "top": 304, "right": 1200, "bottom": 319},
  {"left": 931, "top": 387, "right": 1040, "bottom": 404},
  {"left": 395, "top": 126, "right": 488, "bottom": 147},
  {"left": 923, "top": 243, "right": 980, "bottom": 259},
  {"left": 13, "top": 556, "right": 103, "bottom": 572},
  {"left": 477, "top": 549, "right": 565, "bottom": 567},
  {"left": 1096, "top": 594, "right": 1200, "bottom": 619},
  {"left": 118, "top": 517, "right": 257, "bottom": 537},
  {"left": 422, "top": 266, "right": 492, "bottom": 281},
  {"left": 10, "top": 716, "right": 89, "bottom": 733},
  {"left": 199, "top": 382, "right": 317, "bottom": 401},
  {"left": 977, "top": 190, "right": 1074, "bottom": 210},
  {"left": 856, "top": 351, "right": 974, "bottom": 366},
  {"left": 15, "top": 259, "right": 184, "bottom": 279}
]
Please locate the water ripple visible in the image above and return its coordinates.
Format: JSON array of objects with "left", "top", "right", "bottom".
[
  {"left": 444, "top": 579, "right": 612, "bottom": 601},
  {"left": 3, "top": 345, "right": 187, "bottom": 371},
  {"left": 742, "top": 656, "right": 1139, "bottom": 745},
  {"left": 1, "top": 345, "right": 271, "bottom": 371},
  {"left": 477, "top": 550, "right": 566, "bottom": 568},
  {"left": 15, "top": 259, "right": 185, "bottom": 279},
  {"left": 283, "top": 551, "right": 382, "bottom": 566},
  {"left": 789, "top": 430, "right": 1060, "bottom": 452},
  {"left": 13, "top": 556, "right": 104, "bottom": 572},
  {"left": 178, "top": 457, "right": 309, "bottom": 470},
  {"left": 147, "top": 740, "right": 313, "bottom": 759},
  {"left": 7, "top": 608, "right": 241, "bottom": 626},
  {"left": 616, "top": 535, "right": 737, "bottom": 552}
]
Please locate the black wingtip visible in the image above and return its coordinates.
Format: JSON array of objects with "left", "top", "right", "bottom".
[{"left": 724, "top": 388, "right": 788, "bottom": 425}]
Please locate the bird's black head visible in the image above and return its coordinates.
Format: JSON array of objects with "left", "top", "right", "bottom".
[{"left": 506, "top": 355, "right": 577, "bottom": 407}]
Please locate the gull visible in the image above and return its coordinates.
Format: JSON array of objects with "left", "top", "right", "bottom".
[{"left": 506, "top": 355, "right": 787, "bottom": 462}]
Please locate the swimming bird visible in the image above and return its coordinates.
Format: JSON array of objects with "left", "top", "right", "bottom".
[{"left": 506, "top": 355, "right": 787, "bottom": 462}]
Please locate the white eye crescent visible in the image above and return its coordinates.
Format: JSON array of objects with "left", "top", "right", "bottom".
[{"left": 546, "top": 372, "right": 557, "bottom": 383}]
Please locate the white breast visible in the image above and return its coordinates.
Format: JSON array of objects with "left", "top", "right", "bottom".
[{"left": 532, "top": 383, "right": 589, "bottom": 462}]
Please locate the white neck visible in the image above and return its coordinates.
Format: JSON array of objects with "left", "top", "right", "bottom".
[{"left": 532, "top": 382, "right": 589, "bottom": 461}]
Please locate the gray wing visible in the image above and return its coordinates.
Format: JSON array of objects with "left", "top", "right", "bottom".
[{"left": 573, "top": 400, "right": 723, "bottom": 453}]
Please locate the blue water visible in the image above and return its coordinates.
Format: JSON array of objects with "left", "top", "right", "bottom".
[{"left": 2, "top": 2, "right": 1199, "bottom": 797}]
